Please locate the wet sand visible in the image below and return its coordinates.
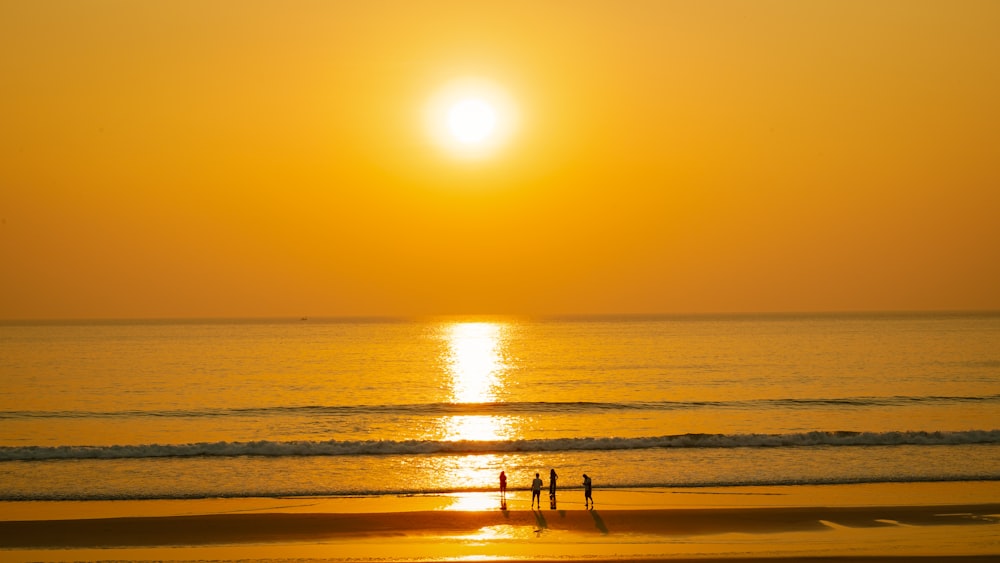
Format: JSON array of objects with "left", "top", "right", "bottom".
[{"left": 1, "top": 483, "right": 997, "bottom": 561}]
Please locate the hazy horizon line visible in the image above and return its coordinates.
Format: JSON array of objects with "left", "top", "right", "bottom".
[{"left": 2, "top": 309, "right": 998, "bottom": 326}]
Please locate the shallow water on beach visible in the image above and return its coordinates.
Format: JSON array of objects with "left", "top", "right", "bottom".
[
  {"left": 4, "top": 484, "right": 1000, "bottom": 562},
  {"left": 1, "top": 313, "right": 998, "bottom": 500}
]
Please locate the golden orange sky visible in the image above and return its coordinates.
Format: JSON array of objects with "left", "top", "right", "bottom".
[{"left": 2, "top": 1, "right": 998, "bottom": 319}]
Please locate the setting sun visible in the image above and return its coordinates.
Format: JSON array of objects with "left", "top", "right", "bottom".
[
  {"left": 447, "top": 99, "right": 496, "bottom": 144},
  {"left": 426, "top": 77, "right": 517, "bottom": 159}
]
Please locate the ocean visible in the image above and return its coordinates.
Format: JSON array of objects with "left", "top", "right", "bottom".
[{"left": 1, "top": 313, "right": 998, "bottom": 501}]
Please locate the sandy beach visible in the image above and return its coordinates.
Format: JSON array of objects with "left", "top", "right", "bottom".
[{"left": 1, "top": 482, "right": 997, "bottom": 562}]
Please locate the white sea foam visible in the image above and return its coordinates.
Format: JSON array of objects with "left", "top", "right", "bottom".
[{"left": 3, "top": 430, "right": 998, "bottom": 461}]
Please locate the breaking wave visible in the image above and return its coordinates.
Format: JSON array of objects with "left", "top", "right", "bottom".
[{"left": 4, "top": 429, "right": 998, "bottom": 461}]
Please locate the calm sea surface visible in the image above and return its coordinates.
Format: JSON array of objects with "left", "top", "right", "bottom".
[{"left": 1, "top": 313, "right": 998, "bottom": 500}]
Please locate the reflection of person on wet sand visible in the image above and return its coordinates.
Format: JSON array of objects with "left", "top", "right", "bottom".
[
  {"left": 499, "top": 470, "right": 507, "bottom": 509},
  {"left": 583, "top": 473, "right": 593, "bottom": 509},
  {"left": 531, "top": 472, "right": 543, "bottom": 508},
  {"left": 549, "top": 468, "right": 558, "bottom": 509}
]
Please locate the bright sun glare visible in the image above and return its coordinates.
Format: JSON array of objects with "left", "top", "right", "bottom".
[
  {"left": 427, "top": 77, "right": 517, "bottom": 159},
  {"left": 447, "top": 99, "right": 497, "bottom": 144}
]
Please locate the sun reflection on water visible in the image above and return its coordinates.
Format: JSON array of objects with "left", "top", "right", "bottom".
[
  {"left": 426, "top": 453, "right": 515, "bottom": 502},
  {"left": 446, "top": 322, "right": 507, "bottom": 403},
  {"left": 443, "top": 322, "right": 512, "bottom": 442},
  {"left": 443, "top": 491, "right": 507, "bottom": 512},
  {"left": 445, "top": 414, "right": 515, "bottom": 442}
]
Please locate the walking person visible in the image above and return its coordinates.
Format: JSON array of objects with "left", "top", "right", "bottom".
[
  {"left": 583, "top": 473, "right": 593, "bottom": 509},
  {"left": 531, "top": 472, "right": 543, "bottom": 508}
]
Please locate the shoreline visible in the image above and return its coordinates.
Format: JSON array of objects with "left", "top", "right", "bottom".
[
  {"left": 1, "top": 483, "right": 998, "bottom": 561},
  {"left": 2, "top": 504, "right": 998, "bottom": 549},
  {"left": 4, "top": 481, "right": 998, "bottom": 519}
]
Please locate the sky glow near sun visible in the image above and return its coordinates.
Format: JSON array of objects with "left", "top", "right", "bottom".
[
  {"left": 427, "top": 77, "right": 517, "bottom": 159},
  {"left": 1, "top": 2, "right": 999, "bottom": 320}
]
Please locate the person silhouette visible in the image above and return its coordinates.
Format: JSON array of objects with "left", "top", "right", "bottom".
[
  {"left": 499, "top": 471, "right": 507, "bottom": 499},
  {"left": 531, "top": 472, "right": 543, "bottom": 508},
  {"left": 548, "top": 469, "right": 558, "bottom": 509},
  {"left": 583, "top": 473, "right": 593, "bottom": 509}
]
